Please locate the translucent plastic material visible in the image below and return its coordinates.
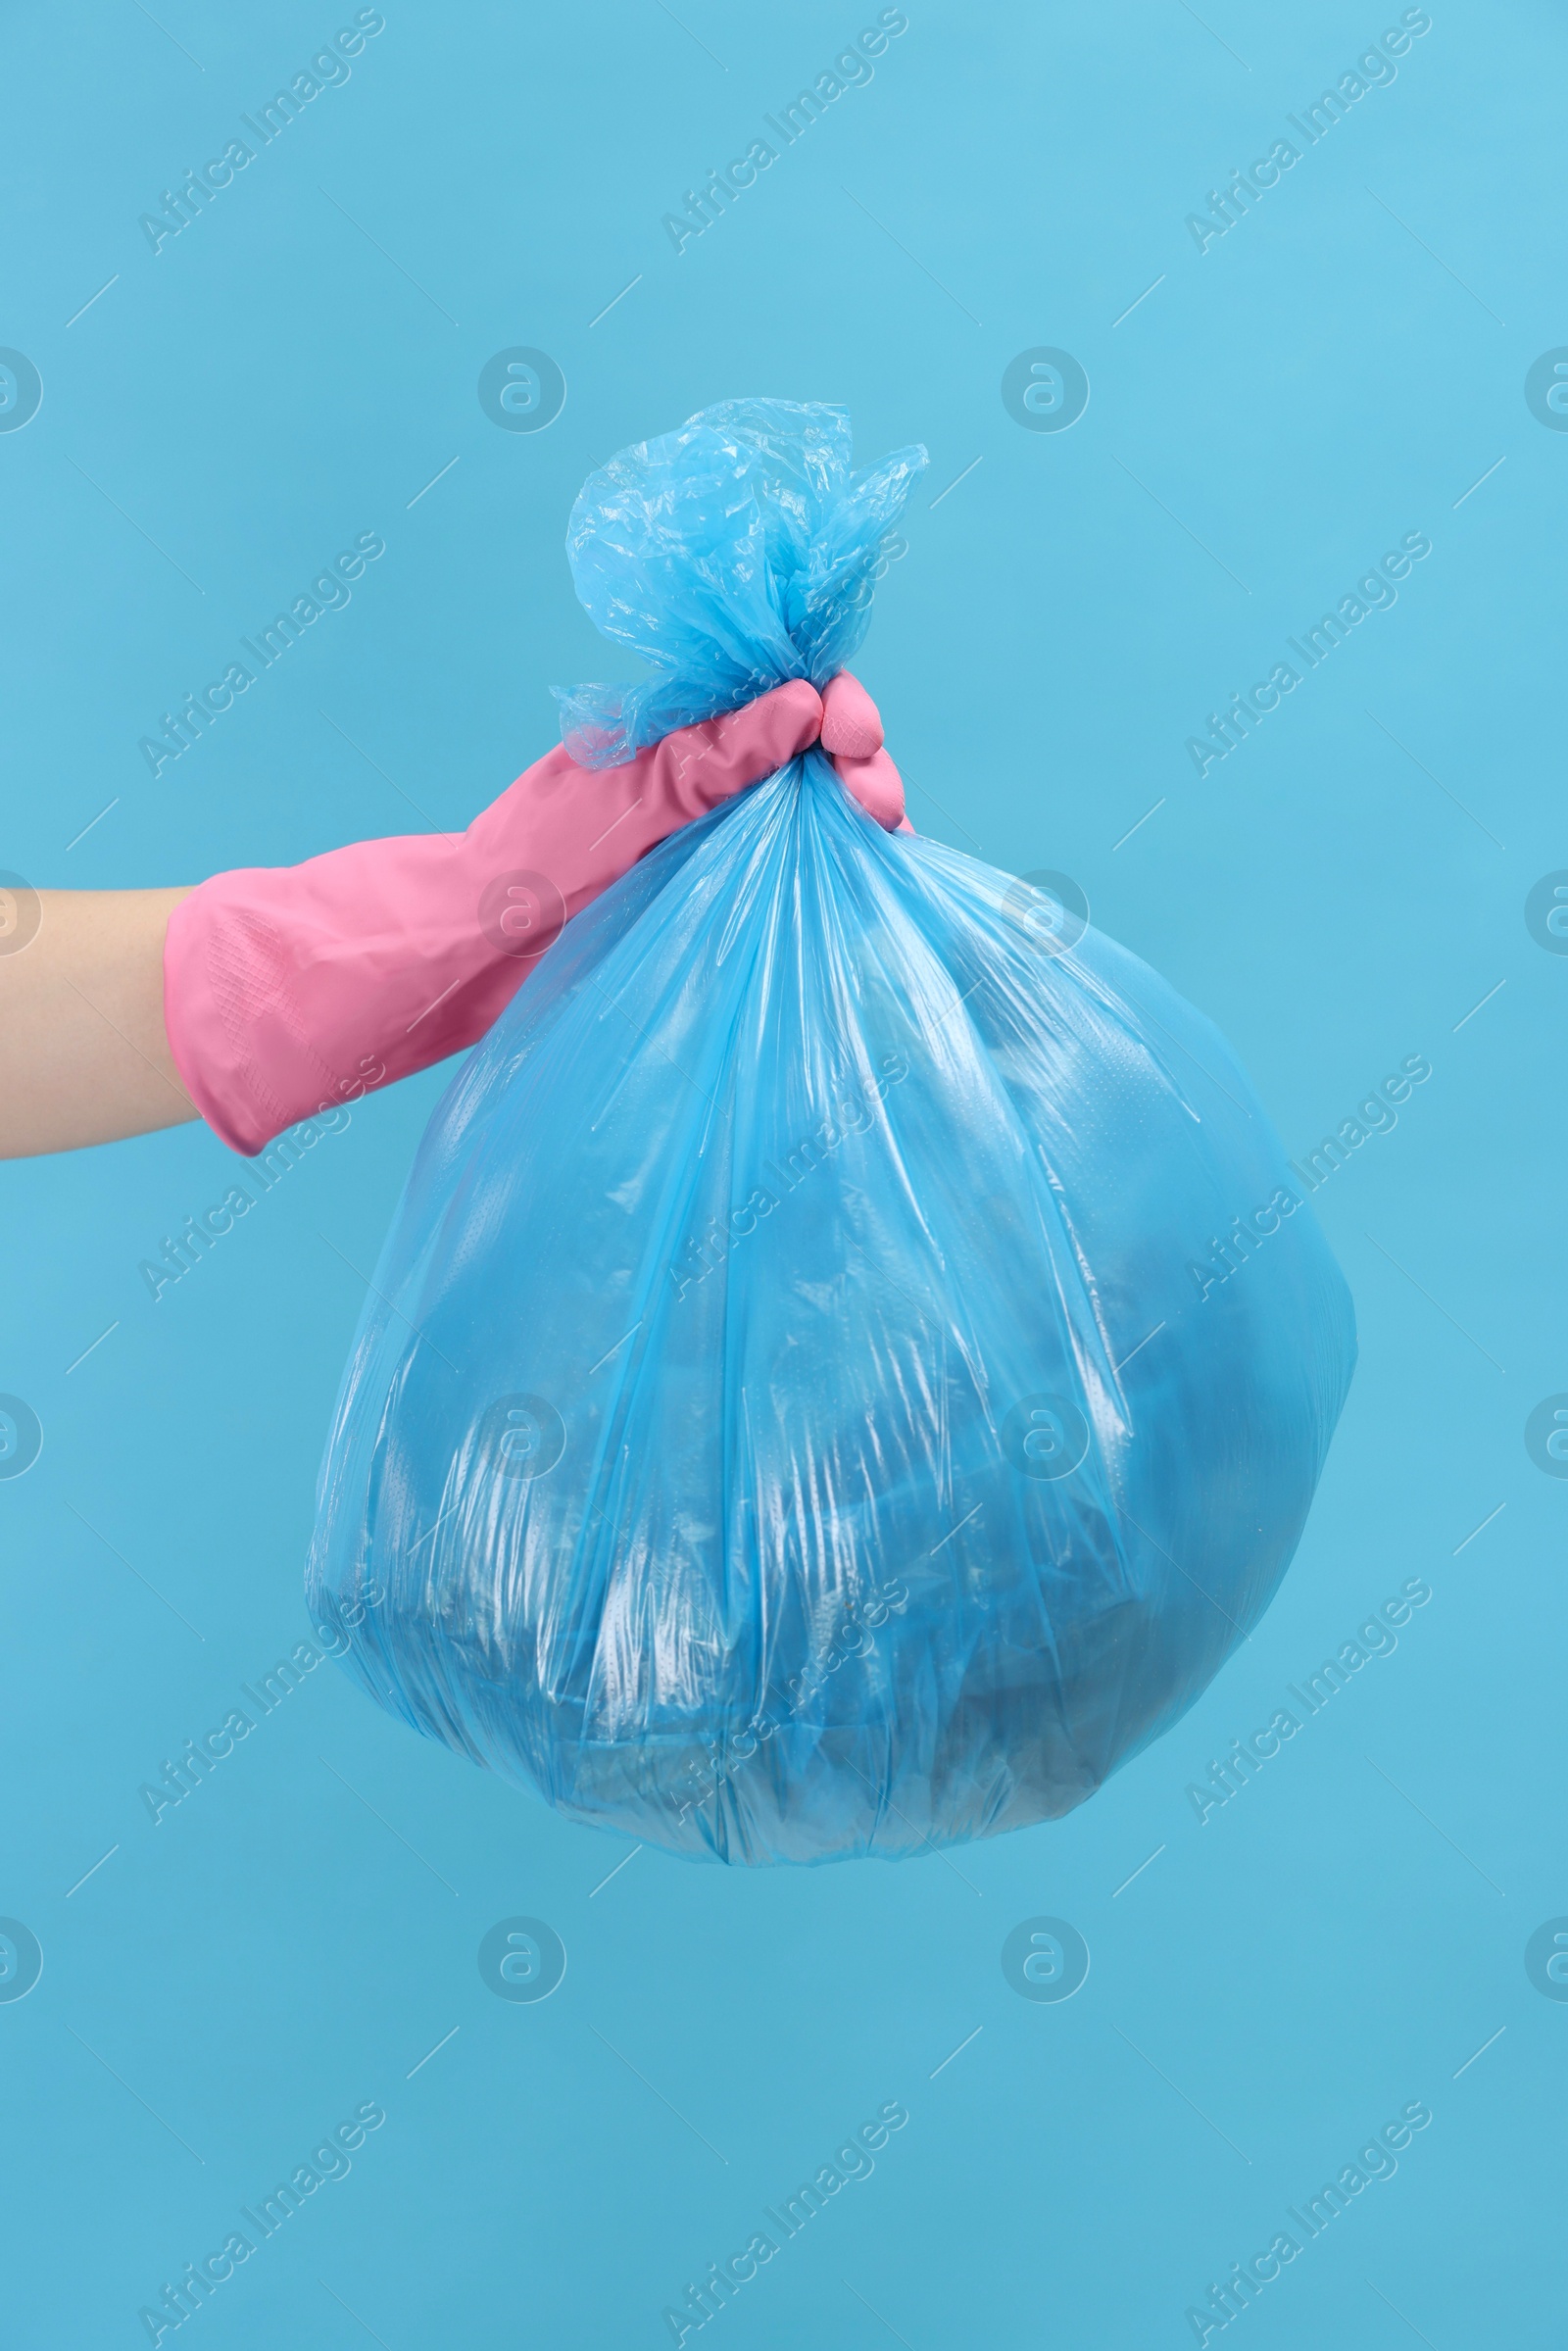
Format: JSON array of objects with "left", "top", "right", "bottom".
[
  {"left": 307, "top": 401, "right": 1355, "bottom": 1865},
  {"left": 551, "top": 400, "right": 927, "bottom": 768}
]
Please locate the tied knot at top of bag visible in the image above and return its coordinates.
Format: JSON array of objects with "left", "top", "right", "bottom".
[{"left": 552, "top": 399, "right": 927, "bottom": 817}]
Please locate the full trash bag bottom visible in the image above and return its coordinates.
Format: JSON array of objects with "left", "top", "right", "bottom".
[{"left": 306, "top": 402, "right": 1355, "bottom": 1865}]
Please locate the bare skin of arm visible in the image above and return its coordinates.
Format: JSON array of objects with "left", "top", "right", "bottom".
[{"left": 0, "top": 890, "right": 198, "bottom": 1159}]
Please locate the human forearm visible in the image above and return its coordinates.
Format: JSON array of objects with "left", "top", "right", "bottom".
[
  {"left": 0, "top": 677, "right": 892, "bottom": 1164},
  {"left": 0, "top": 888, "right": 196, "bottom": 1158}
]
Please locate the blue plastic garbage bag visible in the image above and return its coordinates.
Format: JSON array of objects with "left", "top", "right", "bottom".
[{"left": 307, "top": 399, "right": 1355, "bottom": 1865}]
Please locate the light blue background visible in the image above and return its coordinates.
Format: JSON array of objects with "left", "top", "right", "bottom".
[{"left": 2, "top": 2, "right": 1562, "bottom": 2343}]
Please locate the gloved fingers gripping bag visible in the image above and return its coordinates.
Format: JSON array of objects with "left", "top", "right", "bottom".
[{"left": 307, "top": 400, "right": 1355, "bottom": 1865}]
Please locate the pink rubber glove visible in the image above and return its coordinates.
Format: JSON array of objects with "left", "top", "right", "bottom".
[
  {"left": 820, "top": 671, "right": 912, "bottom": 834},
  {"left": 165, "top": 671, "right": 912, "bottom": 1156},
  {"left": 165, "top": 681, "right": 827, "bottom": 1155}
]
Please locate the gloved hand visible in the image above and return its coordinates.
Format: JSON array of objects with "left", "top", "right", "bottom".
[
  {"left": 819, "top": 670, "right": 910, "bottom": 833},
  {"left": 165, "top": 674, "right": 906, "bottom": 1156}
]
